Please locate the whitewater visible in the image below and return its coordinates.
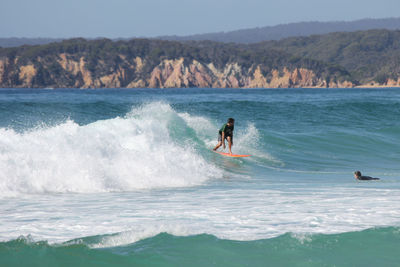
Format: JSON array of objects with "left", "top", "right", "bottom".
[{"left": 1, "top": 88, "right": 400, "bottom": 266}]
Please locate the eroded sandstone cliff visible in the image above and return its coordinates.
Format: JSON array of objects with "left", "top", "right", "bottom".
[
  {"left": 0, "top": 54, "right": 360, "bottom": 88},
  {"left": 1, "top": 34, "right": 400, "bottom": 89}
]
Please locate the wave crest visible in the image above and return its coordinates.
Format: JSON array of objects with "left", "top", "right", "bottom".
[{"left": 0, "top": 102, "right": 223, "bottom": 196}]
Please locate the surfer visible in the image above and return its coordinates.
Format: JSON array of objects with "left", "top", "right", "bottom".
[
  {"left": 213, "top": 118, "right": 235, "bottom": 155},
  {"left": 354, "top": 171, "right": 380, "bottom": 181}
]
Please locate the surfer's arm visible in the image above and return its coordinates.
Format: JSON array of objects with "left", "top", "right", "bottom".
[{"left": 222, "top": 132, "right": 226, "bottom": 148}]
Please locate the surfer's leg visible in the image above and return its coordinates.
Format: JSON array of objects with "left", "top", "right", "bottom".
[
  {"left": 213, "top": 141, "right": 222, "bottom": 151},
  {"left": 227, "top": 136, "right": 232, "bottom": 154},
  {"left": 213, "top": 134, "right": 222, "bottom": 151}
]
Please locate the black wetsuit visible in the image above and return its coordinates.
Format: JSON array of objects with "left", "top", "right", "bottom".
[
  {"left": 218, "top": 123, "right": 234, "bottom": 141},
  {"left": 357, "top": 176, "right": 380, "bottom": 180}
]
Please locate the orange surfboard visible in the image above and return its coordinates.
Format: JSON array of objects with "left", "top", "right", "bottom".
[{"left": 214, "top": 151, "right": 251, "bottom": 158}]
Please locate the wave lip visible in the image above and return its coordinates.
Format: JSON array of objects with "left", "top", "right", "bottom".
[
  {"left": 2, "top": 227, "right": 399, "bottom": 267},
  {"left": 0, "top": 102, "right": 223, "bottom": 196}
]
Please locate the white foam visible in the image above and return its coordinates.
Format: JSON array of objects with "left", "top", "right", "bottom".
[
  {"left": 0, "top": 102, "right": 222, "bottom": 196},
  {"left": 181, "top": 115, "right": 278, "bottom": 160},
  {"left": 234, "top": 122, "right": 282, "bottom": 164},
  {"left": 89, "top": 225, "right": 195, "bottom": 249},
  {"left": 4, "top": 103, "right": 399, "bottom": 246},
  {"left": 2, "top": 185, "right": 400, "bottom": 246},
  {"left": 178, "top": 112, "right": 216, "bottom": 142}
]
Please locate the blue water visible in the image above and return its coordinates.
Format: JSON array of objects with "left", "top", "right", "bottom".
[{"left": 1, "top": 88, "right": 400, "bottom": 266}]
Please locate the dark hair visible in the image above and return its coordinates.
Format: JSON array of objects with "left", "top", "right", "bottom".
[
  {"left": 354, "top": 171, "right": 361, "bottom": 177},
  {"left": 228, "top": 118, "right": 235, "bottom": 123}
]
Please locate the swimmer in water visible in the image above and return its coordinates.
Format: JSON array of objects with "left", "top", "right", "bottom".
[{"left": 354, "top": 171, "right": 380, "bottom": 180}]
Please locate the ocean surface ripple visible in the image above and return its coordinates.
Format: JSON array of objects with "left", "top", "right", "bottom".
[{"left": 1, "top": 88, "right": 400, "bottom": 266}]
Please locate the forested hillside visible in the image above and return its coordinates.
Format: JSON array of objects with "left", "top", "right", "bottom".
[
  {"left": 0, "top": 29, "right": 399, "bottom": 88},
  {"left": 253, "top": 29, "right": 400, "bottom": 83},
  {"left": 0, "top": 38, "right": 351, "bottom": 88}
]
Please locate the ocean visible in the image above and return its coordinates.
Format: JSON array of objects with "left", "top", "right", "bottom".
[{"left": 0, "top": 88, "right": 399, "bottom": 266}]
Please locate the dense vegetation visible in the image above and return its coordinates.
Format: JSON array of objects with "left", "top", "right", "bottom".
[
  {"left": 252, "top": 29, "right": 400, "bottom": 82},
  {"left": 0, "top": 37, "right": 350, "bottom": 88},
  {"left": 0, "top": 29, "right": 399, "bottom": 87}
]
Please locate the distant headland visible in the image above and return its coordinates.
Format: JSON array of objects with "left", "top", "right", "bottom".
[{"left": 1, "top": 28, "right": 400, "bottom": 89}]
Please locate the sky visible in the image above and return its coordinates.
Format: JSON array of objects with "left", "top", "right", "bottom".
[{"left": 1, "top": 0, "right": 400, "bottom": 38}]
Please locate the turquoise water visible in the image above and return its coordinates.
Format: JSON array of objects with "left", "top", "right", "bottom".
[
  {"left": 1, "top": 88, "right": 400, "bottom": 266},
  {"left": 2, "top": 228, "right": 400, "bottom": 267}
]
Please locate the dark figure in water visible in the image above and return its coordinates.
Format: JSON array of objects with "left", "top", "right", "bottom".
[{"left": 354, "top": 171, "right": 380, "bottom": 180}]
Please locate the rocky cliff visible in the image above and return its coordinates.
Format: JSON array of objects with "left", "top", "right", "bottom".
[
  {"left": 0, "top": 54, "right": 357, "bottom": 89},
  {"left": 1, "top": 37, "right": 397, "bottom": 89}
]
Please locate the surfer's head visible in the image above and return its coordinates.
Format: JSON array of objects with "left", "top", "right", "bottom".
[
  {"left": 227, "top": 118, "right": 235, "bottom": 125},
  {"left": 354, "top": 171, "right": 361, "bottom": 179}
]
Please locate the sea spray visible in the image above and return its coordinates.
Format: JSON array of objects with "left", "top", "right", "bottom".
[
  {"left": 2, "top": 88, "right": 400, "bottom": 266},
  {"left": 0, "top": 102, "right": 223, "bottom": 196}
]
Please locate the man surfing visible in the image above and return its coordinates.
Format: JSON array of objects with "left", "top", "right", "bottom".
[{"left": 213, "top": 118, "right": 234, "bottom": 155}]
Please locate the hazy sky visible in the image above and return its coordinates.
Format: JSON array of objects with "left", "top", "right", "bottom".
[{"left": 1, "top": 0, "right": 399, "bottom": 38}]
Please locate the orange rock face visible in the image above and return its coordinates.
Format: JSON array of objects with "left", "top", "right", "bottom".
[
  {"left": 0, "top": 54, "right": 373, "bottom": 89},
  {"left": 144, "top": 59, "right": 337, "bottom": 89},
  {"left": 18, "top": 65, "right": 37, "bottom": 86}
]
